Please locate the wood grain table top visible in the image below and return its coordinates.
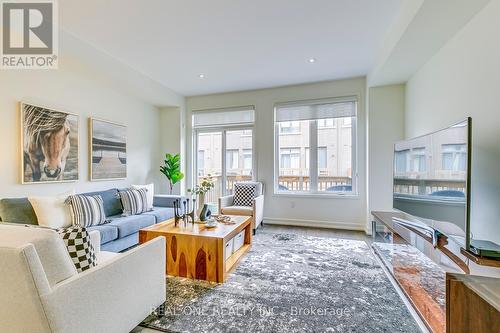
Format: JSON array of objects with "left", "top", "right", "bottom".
[{"left": 141, "top": 215, "right": 251, "bottom": 240}]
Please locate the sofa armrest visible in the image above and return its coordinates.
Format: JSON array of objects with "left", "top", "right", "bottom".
[
  {"left": 253, "top": 195, "right": 264, "bottom": 227},
  {"left": 153, "top": 194, "right": 185, "bottom": 208},
  {"left": 88, "top": 230, "right": 101, "bottom": 254},
  {"left": 42, "top": 237, "right": 166, "bottom": 333},
  {"left": 219, "top": 195, "right": 234, "bottom": 210}
]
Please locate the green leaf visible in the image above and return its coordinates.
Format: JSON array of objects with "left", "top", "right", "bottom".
[{"left": 161, "top": 152, "right": 184, "bottom": 186}]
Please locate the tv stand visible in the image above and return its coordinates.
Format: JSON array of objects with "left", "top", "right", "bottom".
[
  {"left": 460, "top": 248, "right": 500, "bottom": 268},
  {"left": 371, "top": 210, "right": 500, "bottom": 333},
  {"left": 372, "top": 211, "right": 471, "bottom": 272}
]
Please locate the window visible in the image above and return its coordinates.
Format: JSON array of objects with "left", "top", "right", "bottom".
[
  {"left": 318, "top": 119, "right": 334, "bottom": 128},
  {"left": 243, "top": 149, "right": 252, "bottom": 171},
  {"left": 442, "top": 144, "right": 467, "bottom": 171},
  {"left": 197, "top": 150, "right": 205, "bottom": 176},
  {"left": 318, "top": 147, "right": 327, "bottom": 169},
  {"left": 395, "top": 150, "right": 409, "bottom": 174},
  {"left": 193, "top": 106, "right": 255, "bottom": 205},
  {"left": 226, "top": 149, "right": 239, "bottom": 170},
  {"left": 307, "top": 147, "right": 327, "bottom": 170},
  {"left": 411, "top": 148, "right": 426, "bottom": 172},
  {"left": 280, "top": 148, "right": 301, "bottom": 170},
  {"left": 279, "top": 121, "right": 301, "bottom": 134},
  {"left": 343, "top": 117, "right": 352, "bottom": 127},
  {"left": 275, "top": 98, "right": 357, "bottom": 194}
]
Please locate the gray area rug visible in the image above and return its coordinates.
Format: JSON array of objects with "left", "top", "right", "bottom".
[{"left": 140, "top": 232, "right": 420, "bottom": 333}]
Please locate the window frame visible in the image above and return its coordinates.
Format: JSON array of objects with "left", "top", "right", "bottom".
[
  {"left": 273, "top": 99, "right": 358, "bottom": 197},
  {"left": 226, "top": 149, "right": 239, "bottom": 170}
]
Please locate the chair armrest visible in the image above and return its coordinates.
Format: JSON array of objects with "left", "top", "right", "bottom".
[
  {"left": 42, "top": 237, "right": 166, "bottom": 333},
  {"left": 253, "top": 195, "right": 264, "bottom": 226},
  {"left": 219, "top": 195, "right": 234, "bottom": 209},
  {"left": 88, "top": 230, "right": 101, "bottom": 254},
  {"left": 153, "top": 194, "right": 185, "bottom": 208}
]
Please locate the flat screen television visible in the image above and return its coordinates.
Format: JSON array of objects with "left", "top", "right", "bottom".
[{"left": 393, "top": 118, "right": 471, "bottom": 249}]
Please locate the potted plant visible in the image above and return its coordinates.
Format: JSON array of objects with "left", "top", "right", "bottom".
[
  {"left": 160, "top": 153, "right": 184, "bottom": 194},
  {"left": 187, "top": 175, "right": 215, "bottom": 213}
]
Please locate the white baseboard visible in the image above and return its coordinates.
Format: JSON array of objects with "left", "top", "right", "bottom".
[
  {"left": 364, "top": 225, "right": 373, "bottom": 236},
  {"left": 263, "top": 217, "right": 365, "bottom": 231}
]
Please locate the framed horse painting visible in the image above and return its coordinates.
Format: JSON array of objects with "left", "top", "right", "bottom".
[
  {"left": 21, "top": 102, "right": 79, "bottom": 184},
  {"left": 89, "top": 118, "right": 127, "bottom": 181}
]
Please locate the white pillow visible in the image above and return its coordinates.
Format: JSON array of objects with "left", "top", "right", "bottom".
[
  {"left": 131, "top": 184, "right": 154, "bottom": 210},
  {"left": 28, "top": 190, "right": 75, "bottom": 229}
]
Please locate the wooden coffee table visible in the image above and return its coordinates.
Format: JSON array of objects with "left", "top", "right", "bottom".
[{"left": 139, "top": 215, "right": 252, "bottom": 283}]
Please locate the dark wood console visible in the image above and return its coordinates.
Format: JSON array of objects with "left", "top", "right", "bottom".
[{"left": 446, "top": 273, "right": 499, "bottom": 333}]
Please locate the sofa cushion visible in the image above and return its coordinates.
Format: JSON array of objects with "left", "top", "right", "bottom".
[
  {"left": 87, "top": 225, "right": 119, "bottom": 244},
  {"left": 101, "top": 233, "right": 138, "bottom": 252},
  {"left": 81, "top": 189, "right": 123, "bottom": 217},
  {"left": 220, "top": 205, "right": 253, "bottom": 216},
  {"left": 107, "top": 214, "right": 155, "bottom": 238},
  {"left": 143, "top": 207, "right": 174, "bottom": 223},
  {"left": 0, "top": 198, "right": 38, "bottom": 225}
]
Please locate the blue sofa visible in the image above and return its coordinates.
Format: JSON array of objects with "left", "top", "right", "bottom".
[{"left": 0, "top": 188, "right": 183, "bottom": 252}]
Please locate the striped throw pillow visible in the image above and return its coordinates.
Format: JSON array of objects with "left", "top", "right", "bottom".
[
  {"left": 118, "top": 188, "right": 150, "bottom": 216},
  {"left": 66, "top": 195, "right": 106, "bottom": 227}
]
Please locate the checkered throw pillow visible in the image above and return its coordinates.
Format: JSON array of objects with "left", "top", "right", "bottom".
[
  {"left": 57, "top": 226, "right": 97, "bottom": 273},
  {"left": 233, "top": 183, "right": 257, "bottom": 206}
]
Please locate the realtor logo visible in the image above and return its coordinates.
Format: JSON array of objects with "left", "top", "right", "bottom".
[{"left": 1, "top": 0, "right": 58, "bottom": 69}]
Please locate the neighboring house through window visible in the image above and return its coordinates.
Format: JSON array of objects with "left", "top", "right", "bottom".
[{"left": 275, "top": 98, "right": 357, "bottom": 194}]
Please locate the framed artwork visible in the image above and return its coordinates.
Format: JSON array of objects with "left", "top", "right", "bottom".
[
  {"left": 21, "top": 102, "right": 79, "bottom": 184},
  {"left": 89, "top": 118, "right": 127, "bottom": 181}
]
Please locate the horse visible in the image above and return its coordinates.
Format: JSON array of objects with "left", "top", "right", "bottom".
[{"left": 23, "top": 105, "right": 71, "bottom": 182}]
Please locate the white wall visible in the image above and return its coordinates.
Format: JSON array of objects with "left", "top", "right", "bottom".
[
  {"left": 405, "top": 0, "right": 500, "bottom": 244},
  {"left": 367, "top": 84, "right": 405, "bottom": 230},
  {"left": 0, "top": 50, "right": 182, "bottom": 198},
  {"left": 158, "top": 106, "right": 186, "bottom": 195},
  {"left": 186, "top": 78, "right": 367, "bottom": 230}
]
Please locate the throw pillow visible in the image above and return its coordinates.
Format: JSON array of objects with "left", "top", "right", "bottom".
[
  {"left": 233, "top": 183, "right": 257, "bottom": 207},
  {"left": 118, "top": 188, "right": 150, "bottom": 216},
  {"left": 28, "top": 190, "right": 74, "bottom": 229},
  {"left": 0, "top": 197, "right": 39, "bottom": 225},
  {"left": 131, "top": 183, "right": 154, "bottom": 211},
  {"left": 65, "top": 194, "right": 106, "bottom": 227},
  {"left": 57, "top": 226, "right": 97, "bottom": 273}
]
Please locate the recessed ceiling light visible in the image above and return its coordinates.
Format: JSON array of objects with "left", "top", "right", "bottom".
[
  {"left": 308, "top": 58, "right": 316, "bottom": 63},
  {"left": 198, "top": 73, "right": 206, "bottom": 78}
]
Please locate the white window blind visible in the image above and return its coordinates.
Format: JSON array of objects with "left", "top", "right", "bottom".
[
  {"left": 193, "top": 106, "right": 255, "bottom": 128},
  {"left": 275, "top": 97, "right": 356, "bottom": 122}
]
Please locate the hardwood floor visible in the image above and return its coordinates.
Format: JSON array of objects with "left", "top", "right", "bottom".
[{"left": 131, "top": 224, "right": 371, "bottom": 333}]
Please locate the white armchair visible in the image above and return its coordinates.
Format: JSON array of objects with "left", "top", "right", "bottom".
[
  {"left": 0, "top": 225, "right": 166, "bottom": 333},
  {"left": 219, "top": 181, "right": 264, "bottom": 234}
]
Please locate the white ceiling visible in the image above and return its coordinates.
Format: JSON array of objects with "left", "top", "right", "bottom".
[{"left": 60, "top": 0, "right": 402, "bottom": 96}]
